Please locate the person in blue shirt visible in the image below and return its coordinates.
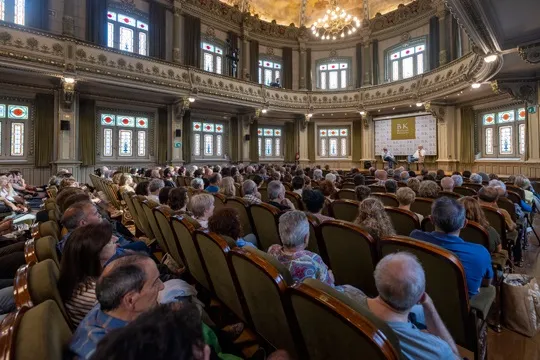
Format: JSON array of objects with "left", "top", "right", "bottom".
[
  {"left": 205, "top": 173, "right": 221, "bottom": 193},
  {"left": 410, "top": 197, "right": 493, "bottom": 297}
]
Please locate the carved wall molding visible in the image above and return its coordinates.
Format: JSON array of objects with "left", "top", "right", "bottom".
[
  {"left": 518, "top": 43, "right": 540, "bottom": 64},
  {"left": 424, "top": 101, "right": 446, "bottom": 123},
  {"left": 491, "top": 80, "right": 538, "bottom": 106}
]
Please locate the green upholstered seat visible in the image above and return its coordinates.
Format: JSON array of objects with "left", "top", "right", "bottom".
[
  {"left": 385, "top": 207, "right": 420, "bottom": 236},
  {"left": 153, "top": 207, "right": 184, "bottom": 267},
  {"left": 328, "top": 199, "right": 360, "bottom": 222},
  {"left": 35, "top": 236, "right": 59, "bottom": 268},
  {"left": 249, "top": 203, "right": 281, "bottom": 251},
  {"left": 39, "top": 221, "right": 60, "bottom": 240},
  {"left": 225, "top": 197, "right": 253, "bottom": 235},
  {"left": 212, "top": 193, "right": 227, "bottom": 213},
  {"left": 142, "top": 201, "right": 169, "bottom": 253},
  {"left": 131, "top": 195, "right": 155, "bottom": 239}
]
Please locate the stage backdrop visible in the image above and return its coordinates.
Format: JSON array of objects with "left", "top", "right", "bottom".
[{"left": 374, "top": 114, "right": 436, "bottom": 156}]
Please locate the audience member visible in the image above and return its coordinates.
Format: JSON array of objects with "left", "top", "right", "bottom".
[
  {"left": 396, "top": 187, "right": 424, "bottom": 223},
  {"left": 319, "top": 180, "right": 336, "bottom": 202},
  {"left": 385, "top": 179, "right": 397, "bottom": 194},
  {"left": 267, "top": 181, "right": 295, "bottom": 211},
  {"left": 190, "top": 194, "right": 215, "bottom": 229},
  {"left": 374, "top": 170, "right": 388, "bottom": 186},
  {"left": 458, "top": 197, "right": 504, "bottom": 255},
  {"left": 168, "top": 187, "right": 190, "bottom": 215},
  {"left": 147, "top": 179, "right": 164, "bottom": 204},
  {"left": 440, "top": 177, "right": 454, "bottom": 192},
  {"left": 206, "top": 174, "right": 222, "bottom": 193},
  {"left": 354, "top": 198, "right": 396, "bottom": 241},
  {"left": 242, "top": 180, "right": 261, "bottom": 205},
  {"left": 208, "top": 208, "right": 257, "bottom": 248},
  {"left": 399, "top": 171, "right": 410, "bottom": 182},
  {"left": 220, "top": 177, "right": 236, "bottom": 198},
  {"left": 355, "top": 185, "right": 371, "bottom": 202},
  {"left": 418, "top": 180, "right": 440, "bottom": 199},
  {"left": 158, "top": 187, "right": 172, "bottom": 205},
  {"left": 353, "top": 174, "right": 365, "bottom": 186},
  {"left": 470, "top": 173, "right": 482, "bottom": 184},
  {"left": 302, "top": 189, "right": 333, "bottom": 223},
  {"left": 135, "top": 181, "right": 149, "bottom": 196},
  {"left": 292, "top": 176, "right": 305, "bottom": 196},
  {"left": 118, "top": 174, "right": 135, "bottom": 194},
  {"left": 451, "top": 174, "right": 463, "bottom": 187},
  {"left": 191, "top": 178, "right": 204, "bottom": 191}
]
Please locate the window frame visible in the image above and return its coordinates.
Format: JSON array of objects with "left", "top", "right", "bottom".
[
  {"left": 478, "top": 105, "right": 526, "bottom": 159},
  {"left": 201, "top": 41, "right": 225, "bottom": 75},
  {"left": 316, "top": 58, "right": 352, "bottom": 90},
  {"left": 96, "top": 109, "right": 152, "bottom": 162},
  {"left": 258, "top": 57, "right": 282, "bottom": 86},
  {"left": 191, "top": 120, "right": 227, "bottom": 161},
  {"left": 106, "top": 7, "right": 149, "bottom": 56},
  {"left": 257, "top": 126, "right": 284, "bottom": 160},
  {"left": 384, "top": 37, "right": 427, "bottom": 82},
  {"left": 0, "top": 0, "right": 25, "bottom": 25},
  {"left": 316, "top": 125, "right": 351, "bottom": 159},
  {"left": 0, "top": 100, "right": 32, "bottom": 161}
]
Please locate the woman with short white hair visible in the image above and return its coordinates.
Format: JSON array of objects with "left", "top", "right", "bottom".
[
  {"left": 190, "top": 178, "right": 204, "bottom": 190},
  {"left": 313, "top": 169, "right": 323, "bottom": 181},
  {"left": 190, "top": 194, "right": 215, "bottom": 228},
  {"left": 242, "top": 180, "right": 261, "bottom": 205}
]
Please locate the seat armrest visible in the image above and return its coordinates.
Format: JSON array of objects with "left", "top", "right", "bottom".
[{"left": 469, "top": 285, "right": 496, "bottom": 320}]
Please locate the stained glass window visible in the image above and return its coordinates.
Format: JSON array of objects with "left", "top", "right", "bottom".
[
  {"left": 103, "top": 128, "right": 113, "bottom": 156},
  {"left": 320, "top": 138, "right": 327, "bottom": 156},
  {"left": 386, "top": 38, "right": 426, "bottom": 81},
  {"left": 485, "top": 128, "right": 493, "bottom": 155},
  {"left": 483, "top": 114, "right": 495, "bottom": 125},
  {"left": 10, "top": 123, "right": 23, "bottom": 156},
  {"left": 499, "top": 126, "right": 512, "bottom": 154},
  {"left": 259, "top": 58, "right": 283, "bottom": 86},
  {"left": 275, "top": 138, "right": 281, "bottom": 157},
  {"left": 318, "top": 126, "right": 350, "bottom": 158},
  {"left": 202, "top": 123, "right": 214, "bottom": 132},
  {"left": 319, "top": 129, "right": 327, "bottom": 137},
  {"left": 14, "top": 0, "right": 24, "bottom": 25},
  {"left": 258, "top": 126, "right": 283, "bottom": 158},
  {"left": 0, "top": 105, "right": 5, "bottom": 118},
  {"left": 498, "top": 111, "right": 514, "bottom": 123},
  {"left": 119, "top": 27, "right": 134, "bottom": 52},
  {"left": 216, "top": 135, "right": 223, "bottom": 156},
  {"left": 204, "top": 134, "right": 213, "bottom": 155},
  {"left": 518, "top": 108, "right": 526, "bottom": 121},
  {"left": 138, "top": 131, "right": 146, "bottom": 156},
  {"left": 320, "top": 72, "right": 327, "bottom": 90},
  {"left": 201, "top": 42, "right": 223, "bottom": 75},
  {"left": 339, "top": 129, "right": 348, "bottom": 136},
  {"left": 265, "top": 138, "right": 272, "bottom": 156},
  {"left": 107, "top": 8, "right": 149, "bottom": 55},
  {"left": 215, "top": 124, "right": 224, "bottom": 133},
  {"left": 341, "top": 138, "right": 347, "bottom": 156},
  {"left": 329, "top": 138, "right": 338, "bottom": 156},
  {"left": 519, "top": 124, "right": 525, "bottom": 155},
  {"left": 116, "top": 116, "right": 135, "bottom": 127},
  {"left": 119, "top": 130, "right": 133, "bottom": 156},
  {"left": 136, "top": 117, "right": 148, "bottom": 128},
  {"left": 258, "top": 137, "right": 262, "bottom": 156},
  {"left": 319, "top": 61, "right": 349, "bottom": 90},
  {"left": 193, "top": 134, "right": 201, "bottom": 156},
  {"left": 329, "top": 71, "right": 338, "bottom": 89},
  {"left": 193, "top": 122, "right": 202, "bottom": 131},
  {"left": 8, "top": 105, "right": 28, "bottom": 119}
]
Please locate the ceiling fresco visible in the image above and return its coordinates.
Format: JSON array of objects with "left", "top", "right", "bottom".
[{"left": 220, "top": 0, "right": 414, "bottom": 27}]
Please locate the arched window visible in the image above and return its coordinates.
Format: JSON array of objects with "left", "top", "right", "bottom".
[
  {"left": 201, "top": 42, "right": 223, "bottom": 75},
  {"left": 385, "top": 38, "right": 426, "bottom": 82},
  {"left": 258, "top": 58, "right": 282, "bottom": 86},
  {"left": 192, "top": 121, "right": 226, "bottom": 159},
  {"left": 258, "top": 127, "right": 283, "bottom": 159},
  {"left": 107, "top": 9, "right": 149, "bottom": 55},
  {"left": 317, "top": 126, "right": 350, "bottom": 158},
  {"left": 0, "top": 0, "right": 25, "bottom": 25},
  {"left": 98, "top": 111, "right": 150, "bottom": 160},
  {"left": 479, "top": 106, "right": 526, "bottom": 158},
  {"left": 316, "top": 58, "right": 351, "bottom": 90}
]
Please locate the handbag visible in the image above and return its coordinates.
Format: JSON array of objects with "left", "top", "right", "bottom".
[{"left": 502, "top": 274, "right": 540, "bottom": 337}]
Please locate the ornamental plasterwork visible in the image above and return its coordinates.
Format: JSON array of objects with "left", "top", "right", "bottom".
[
  {"left": 518, "top": 42, "right": 540, "bottom": 64},
  {"left": 0, "top": 24, "right": 502, "bottom": 114}
]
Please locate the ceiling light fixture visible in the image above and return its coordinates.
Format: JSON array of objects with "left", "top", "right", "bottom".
[
  {"left": 359, "top": 110, "right": 366, "bottom": 116},
  {"left": 471, "top": 83, "right": 482, "bottom": 89},
  {"left": 63, "top": 77, "right": 75, "bottom": 84},
  {"left": 416, "top": 102, "right": 423, "bottom": 107},
  {"left": 311, "top": 0, "right": 360, "bottom": 41},
  {"left": 188, "top": 97, "right": 196, "bottom": 103},
  {"left": 484, "top": 54, "right": 497, "bottom": 63}
]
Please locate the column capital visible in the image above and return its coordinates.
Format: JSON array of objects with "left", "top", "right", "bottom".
[
  {"left": 173, "top": 0, "right": 185, "bottom": 16},
  {"left": 425, "top": 102, "right": 447, "bottom": 124}
]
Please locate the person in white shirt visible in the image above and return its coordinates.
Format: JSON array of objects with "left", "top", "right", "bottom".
[
  {"left": 408, "top": 145, "right": 426, "bottom": 165},
  {"left": 381, "top": 148, "right": 397, "bottom": 169}
]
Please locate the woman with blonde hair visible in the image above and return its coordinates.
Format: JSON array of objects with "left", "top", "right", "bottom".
[
  {"left": 354, "top": 198, "right": 396, "bottom": 241},
  {"left": 220, "top": 177, "right": 236, "bottom": 198},
  {"left": 118, "top": 174, "right": 135, "bottom": 194}
]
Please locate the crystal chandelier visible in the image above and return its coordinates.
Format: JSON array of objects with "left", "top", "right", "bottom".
[{"left": 311, "top": 0, "right": 360, "bottom": 41}]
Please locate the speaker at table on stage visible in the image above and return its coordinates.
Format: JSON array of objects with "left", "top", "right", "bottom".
[
  {"left": 381, "top": 147, "right": 397, "bottom": 169},
  {"left": 407, "top": 145, "right": 426, "bottom": 164}
]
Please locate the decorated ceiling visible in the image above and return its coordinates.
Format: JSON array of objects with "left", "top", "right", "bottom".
[{"left": 220, "top": 0, "right": 413, "bottom": 27}]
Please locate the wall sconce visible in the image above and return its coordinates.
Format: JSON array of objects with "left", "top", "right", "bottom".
[{"left": 62, "top": 77, "right": 76, "bottom": 110}]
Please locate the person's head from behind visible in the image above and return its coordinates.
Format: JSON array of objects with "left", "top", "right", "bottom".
[
  {"left": 489, "top": 173, "right": 499, "bottom": 181},
  {"left": 353, "top": 174, "right": 365, "bottom": 186},
  {"left": 60, "top": 177, "right": 79, "bottom": 189},
  {"left": 375, "top": 169, "right": 387, "bottom": 181},
  {"left": 268, "top": 180, "right": 285, "bottom": 201},
  {"left": 458, "top": 197, "right": 489, "bottom": 230},
  {"left": 220, "top": 177, "right": 236, "bottom": 197},
  {"left": 252, "top": 175, "right": 263, "bottom": 187},
  {"left": 399, "top": 171, "right": 409, "bottom": 182},
  {"left": 470, "top": 173, "right": 482, "bottom": 184},
  {"left": 279, "top": 211, "right": 309, "bottom": 251},
  {"left": 58, "top": 222, "right": 116, "bottom": 302},
  {"left": 302, "top": 189, "right": 326, "bottom": 214},
  {"left": 514, "top": 175, "right": 531, "bottom": 190},
  {"left": 355, "top": 185, "right": 371, "bottom": 201},
  {"left": 431, "top": 197, "right": 465, "bottom": 234},
  {"left": 488, "top": 180, "right": 506, "bottom": 197},
  {"left": 209, "top": 173, "right": 222, "bottom": 186},
  {"left": 325, "top": 173, "right": 336, "bottom": 184},
  {"left": 385, "top": 179, "right": 397, "bottom": 194},
  {"left": 92, "top": 303, "right": 211, "bottom": 360},
  {"left": 97, "top": 254, "right": 164, "bottom": 319},
  {"left": 407, "top": 178, "right": 420, "bottom": 193},
  {"left": 477, "top": 186, "right": 499, "bottom": 204},
  {"left": 208, "top": 208, "right": 242, "bottom": 240},
  {"left": 135, "top": 181, "right": 150, "bottom": 196},
  {"left": 440, "top": 177, "right": 454, "bottom": 192},
  {"left": 148, "top": 179, "right": 165, "bottom": 195},
  {"left": 168, "top": 187, "right": 189, "bottom": 211},
  {"left": 242, "top": 180, "right": 258, "bottom": 196},
  {"left": 374, "top": 252, "right": 425, "bottom": 312},
  {"left": 62, "top": 201, "right": 103, "bottom": 232},
  {"left": 396, "top": 187, "right": 416, "bottom": 207},
  {"left": 190, "top": 194, "right": 215, "bottom": 220},
  {"left": 462, "top": 170, "right": 472, "bottom": 179},
  {"left": 190, "top": 178, "right": 204, "bottom": 190},
  {"left": 355, "top": 198, "right": 396, "bottom": 238},
  {"left": 158, "top": 187, "right": 172, "bottom": 205},
  {"left": 292, "top": 176, "right": 305, "bottom": 190},
  {"left": 418, "top": 180, "right": 440, "bottom": 198},
  {"left": 313, "top": 169, "right": 323, "bottom": 180},
  {"left": 451, "top": 174, "right": 463, "bottom": 187},
  {"left": 436, "top": 169, "right": 445, "bottom": 180},
  {"left": 119, "top": 174, "right": 133, "bottom": 187}
]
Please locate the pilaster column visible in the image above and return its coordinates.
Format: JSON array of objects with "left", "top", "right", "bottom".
[
  {"left": 170, "top": 104, "right": 183, "bottom": 163},
  {"left": 173, "top": 1, "right": 184, "bottom": 63},
  {"left": 241, "top": 34, "right": 249, "bottom": 81},
  {"left": 437, "top": 8, "right": 448, "bottom": 66},
  {"left": 361, "top": 115, "right": 374, "bottom": 160},
  {"left": 63, "top": 0, "right": 75, "bottom": 36},
  {"left": 298, "top": 119, "right": 309, "bottom": 163},
  {"left": 299, "top": 41, "right": 307, "bottom": 90},
  {"left": 362, "top": 41, "right": 372, "bottom": 86}
]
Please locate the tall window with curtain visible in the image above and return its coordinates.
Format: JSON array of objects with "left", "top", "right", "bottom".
[
  {"left": 385, "top": 37, "right": 426, "bottom": 82},
  {"left": 107, "top": 9, "right": 149, "bottom": 55},
  {"left": 201, "top": 42, "right": 223, "bottom": 74},
  {"left": 98, "top": 111, "right": 150, "bottom": 160},
  {"left": 258, "top": 58, "right": 282, "bottom": 86},
  {"left": 0, "top": 102, "right": 30, "bottom": 159},
  {"left": 479, "top": 106, "right": 526, "bottom": 158},
  {"left": 258, "top": 127, "right": 283, "bottom": 159},
  {"left": 316, "top": 58, "right": 351, "bottom": 90},
  {"left": 192, "top": 121, "right": 226, "bottom": 159},
  {"left": 0, "top": 0, "right": 25, "bottom": 25},
  {"left": 317, "top": 126, "right": 350, "bottom": 158}
]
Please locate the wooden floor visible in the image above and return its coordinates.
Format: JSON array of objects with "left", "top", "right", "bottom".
[{"left": 487, "top": 220, "right": 540, "bottom": 360}]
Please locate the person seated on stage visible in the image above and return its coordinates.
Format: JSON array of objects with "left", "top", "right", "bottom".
[
  {"left": 441, "top": 177, "right": 455, "bottom": 192},
  {"left": 396, "top": 187, "right": 424, "bottom": 223},
  {"left": 381, "top": 147, "right": 397, "bottom": 169},
  {"left": 407, "top": 145, "right": 426, "bottom": 165},
  {"left": 355, "top": 185, "right": 371, "bottom": 202},
  {"left": 360, "top": 252, "right": 460, "bottom": 360},
  {"left": 410, "top": 197, "right": 493, "bottom": 297},
  {"left": 266, "top": 181, "right": 295, "bottom": 211}
]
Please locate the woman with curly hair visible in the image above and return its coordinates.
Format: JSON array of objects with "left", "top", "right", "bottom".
[
  {"left": 208, "top": 208, "right": 257, "bottom": 248},
  {"left": 354, "top": 198, "right": 396, "bottom": 241},
  {"left": 407, "top": 177, "right": 420, "bottom": 193},
  {"left": 319, "top": 180, "right": 336, "bottom": 202},
  {"left": 458, "top": 197, "right": 503, "bottom": 254},
  {"left": 418, "top": 180, "right": 440, "bottom": 199}
]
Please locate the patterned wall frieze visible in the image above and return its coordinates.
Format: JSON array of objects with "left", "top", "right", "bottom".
[{"left": 0, "top": 25, "right": 503, "bottom": 114}]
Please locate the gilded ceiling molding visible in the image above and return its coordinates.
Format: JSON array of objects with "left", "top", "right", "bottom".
[
  {"left": 491, "top": 80, "right": 538, "bottom": 106},
  {"left": 518, "top": 43, "right": 540, "bottom": 64}
]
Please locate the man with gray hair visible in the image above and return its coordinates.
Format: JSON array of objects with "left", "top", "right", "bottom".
[
  {"left": 313, "top": 168, "right": 323, "bottom": 181},
  {"left": 451, "top": 174, "right": 463, "bottom": 187},
  {"left": 440, "top": 177, "right": 454, "bottom": 192},
  {"left": 469, "top": 173, "right": 483, "bottom": 184},
  {"left": 361, "top": 252, "right": 459, "bottom": 359},
  {"left": 266, "top": 180, "right": 295, "bottom": 211},
  {"left": 411, "top": 197, "right": 493, "bottom": 297},
  {"left": 399, "top": 171, "right": 410, "bottom": 183},
  {"left": 242, "top": 179, "right": 261, "bottom": 205},
  {"left": 374, "top": 169, "right": 388, "bottom": 186},
  {"left": 190, "top": 177, "right": 204, "bottom": 190},
  {"left": 147, "top": 179, "right": 164, "bottom": 204}
]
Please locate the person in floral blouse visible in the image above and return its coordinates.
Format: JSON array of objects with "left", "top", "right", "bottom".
[{"left": 267, "top": 211, "right": 364, "bottom": 301}]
